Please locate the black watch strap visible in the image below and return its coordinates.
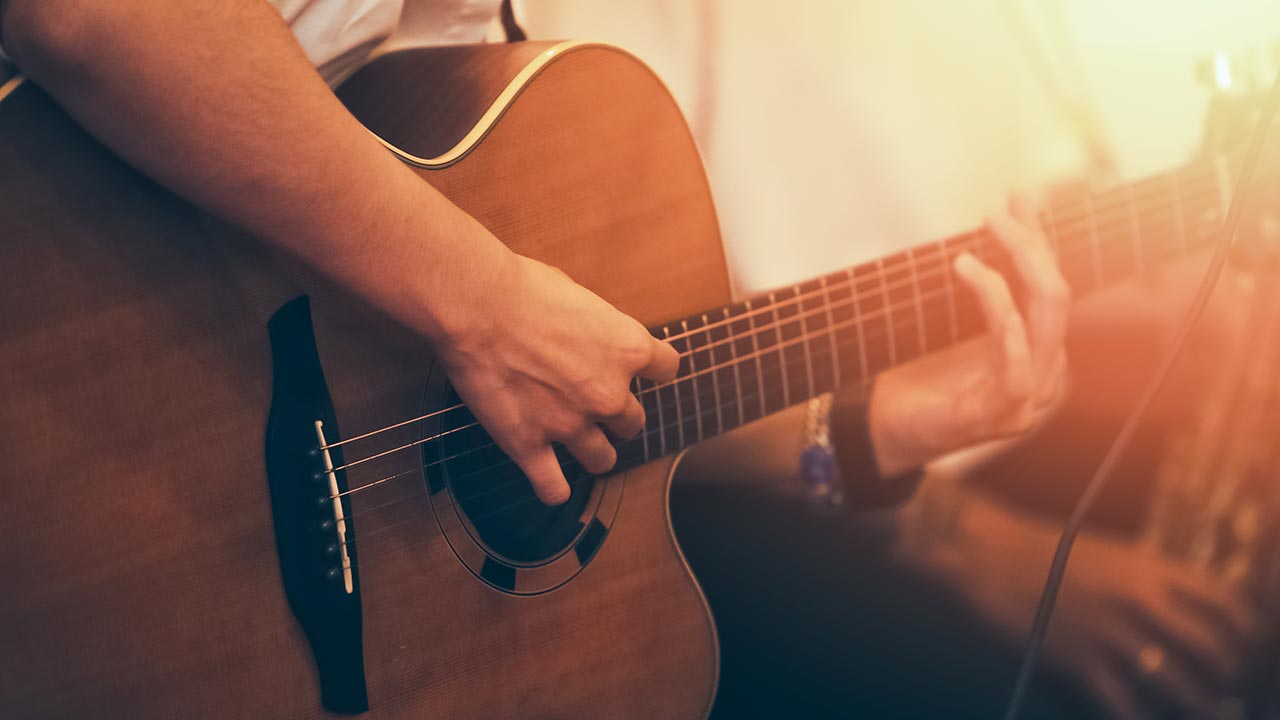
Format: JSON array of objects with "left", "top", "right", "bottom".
[{"left": 829, "top": 379, "right": 924, "bottom": 510}]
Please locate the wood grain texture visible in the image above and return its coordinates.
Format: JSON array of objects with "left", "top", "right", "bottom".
[
  {"left": 340, "top": 42, "right": 732, "bottom": 325},
  {"left": 341, "top": 42, "right": 561, "bottom": 161},
  {"left": 0, "top": 42, "right": 726, "bottom": 718}
]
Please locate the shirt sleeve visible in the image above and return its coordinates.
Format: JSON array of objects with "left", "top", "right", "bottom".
[{"left": 829, "top": 379, "right": 924, "bottom": 510}]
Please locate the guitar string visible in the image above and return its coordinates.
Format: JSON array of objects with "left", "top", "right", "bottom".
[
  {"left": 317, "top": 169, "right": 1218, "bottom": 460},
  {"left": 339, "top": 373, "right": 808, "bottom": 557},
  {"left": 340, "top": 322, "right": 934, "bottom": 530},
  {"left": 343, "top": 245, "right": 1177, "bottom": 538},
  {"left": 323, "top": 187, "right": 1221, "bottom": 500},
  {"left": 331, "top": 211, "right": 1219, "bottom": 540},
  {"left": 339, "top": 284, "right": 1118, "bottom": 559},
  {"left": 325, "top": 209, "right": 1217, "bottom": 491},
  {"left": 324, "top": 185, "right": 1220, "bottom": 483},
  {"left": 332, "top": 305, "right": 950, "bottom": 522},
  {"left": 657, "top": 161, "right": 1214, "bottom": 343},
  {"left": 314, "top": 168, "right": 1225, "bottom": 572},
  {"left": 319, "top": 163, "right": 1215, "bottom": 456},
  {"left": 337, "top": 219, "right": 1225, "bottom": 563}
]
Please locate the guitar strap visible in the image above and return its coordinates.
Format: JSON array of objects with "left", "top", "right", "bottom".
[{"left": 500, "top": 0, "right": 527, "bottom": 43}]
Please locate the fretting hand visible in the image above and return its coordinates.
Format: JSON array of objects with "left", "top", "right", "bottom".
[
  {"left": 436, "top": 252, "right": 680, "bottom": 505},
  {"left": 869, "top": 194, "right": 1070, "bottom": 474}
]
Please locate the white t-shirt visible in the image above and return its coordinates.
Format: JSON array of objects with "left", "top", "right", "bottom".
[
  {"left": 277, "top": 0, "right": 504, "bottom": 85},
  {"left": 1, "top": 0, "right": 503, "bottom": 87}
]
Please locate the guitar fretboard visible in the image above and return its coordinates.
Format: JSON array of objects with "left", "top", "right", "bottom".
[{"left": 615, "top": 158, "right": 1230, "bottom": 472}]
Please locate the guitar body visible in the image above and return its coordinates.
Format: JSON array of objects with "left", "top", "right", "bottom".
[{"left": 0, "top": 42, "right": 725, "bottom": 718}]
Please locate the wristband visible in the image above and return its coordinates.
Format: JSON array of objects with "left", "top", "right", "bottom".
[{"left": 828, "top": 379, "right": 924, "bottom": 510}]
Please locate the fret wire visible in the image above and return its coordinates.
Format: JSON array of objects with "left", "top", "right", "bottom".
[
  {"left": 656, "top": 326, "right": 671, "bottom": 456},
  {"left": 707, "top": 307, "right": 737, "bottom": 435},
  {"left": 651, "top": 177, "right": 1219, "bottom": 351},
  {"left": 805, "top": 280, "right": 839, "bottom": 396},
  {"left": 333, "top": 177, "right": 1226, "bottom": 497},
  {"left": 680, "top": 319, "right": 705, "bottom": 445},
  {"left": 407, "top": 292, "right": 1008, "bottom": 491},
  {"left": 768, "top": 292, "right": 791, "bottom": 408},
  {"left": 744, "top": 298, "right": 768, "bottom": 419},
  {"left": 877, "top": 258, "right": 898, "bottom": 366},
  {"left": 941, "top": 238, "right": 960, "bottom": 343},
  {"left": 346, "top": 275, "right": 1162, "bottom": 550},
  {"left": 819, "top": 275, "right": 843, "bottom": 390},
  {"left": 366, "top": 183, "right": 1213, "bottom": 458},
  {"left": 906, "top": 248, "right": 929, "bottom": 353},
  {"left": 1049, "top": 176, "right": 1217, "bottom": 267},
  {"left": 348, "top": 202, "right": 1223, "bottom": 497},
  {"left": 728, "top": 303, "right": 759, "bottom": 427},
  {"left": 794, "top": 286, "right": 817, "bottom": 400},
  {"left": 636, "top": 212, "right": 1225, "bottom": 397},
  {"left": 1044, "top": 165, "right": 1216, "bottom": 235},
  {"left": 726, "top": 307, "right": 746, "bottom": 428},
  {"left": 848, "top": 267, "right": 870, "bottom": 382},
  {"left": 914, "top": 241, "right": 953, "bottom": 350},
  {"left": 674, "top": 320, "right": 694, "bottom": 444},
  {"left": 701, "top": 313, "right": 725, "bottom": 439},
  {"left": 630, "top": 307, "right": 967, "bottom": 450},
  {"left": 363, "top": 179, "right": 1218, "bottom": 456}
]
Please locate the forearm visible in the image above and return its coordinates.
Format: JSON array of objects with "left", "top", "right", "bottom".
[{"left": 0, "top": 0, "right": 508, "bottom": 342}]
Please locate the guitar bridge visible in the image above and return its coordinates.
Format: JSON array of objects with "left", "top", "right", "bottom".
[{"left": 264, "top": 296, "right": 368, "bottom": 715}]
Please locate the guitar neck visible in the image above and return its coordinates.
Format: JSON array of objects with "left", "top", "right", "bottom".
[{"left": 614, "top": 157, "right": 1232, "bottom": 472}]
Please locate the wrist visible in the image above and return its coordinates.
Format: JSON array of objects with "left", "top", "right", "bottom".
[
  {"left": 353, "top": 178, "right": 517, "bottom": 352},
  {"left": 866, "top": 379, "right": 928, "bottom": 476},
  {"left": 866, "top": 374, "right": 975, "bottom": 475},
  {"left": 421, "top": 235, "right": 518, "bottom": 354}
]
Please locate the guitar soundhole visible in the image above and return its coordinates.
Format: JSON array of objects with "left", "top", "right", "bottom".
[{"left": 426, "top": 384, "right": 596, "bottom": 565}]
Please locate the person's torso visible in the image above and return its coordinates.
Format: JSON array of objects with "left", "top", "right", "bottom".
[{"left": 270, "top": 0, "right": 502, "bottom": 85}]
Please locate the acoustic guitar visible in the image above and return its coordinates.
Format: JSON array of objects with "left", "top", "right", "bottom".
[{"left": 0, "top": 41, "right": 1234, "bottom": 718}]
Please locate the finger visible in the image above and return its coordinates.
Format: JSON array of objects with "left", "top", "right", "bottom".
[
  {"left": 987, "top": 210, "right": 1070, "bottom": 383},
  {"left": 954, "top": 251, "right": 1033, "bottom": 401},
  {"left": 515, "top": 445, "right": 572, "bottom": 505},
  {"left": 562, "top": 426, "right": 618, "bottom": 476},
  {"left": 1008, "top": 189, "right": 1043, "bottom": 227},
  {"left": 600, "top": 395, "right": 645, "bottom": 441},
  {"left": 955, "top": 251, "right": 1016, "bottom": 334},
  {"left": 1034, "top": 348, "right": 1068, "bottom": 408},
  {"left": 638, "top": 336, "right": 681, "bottom": 383}
]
